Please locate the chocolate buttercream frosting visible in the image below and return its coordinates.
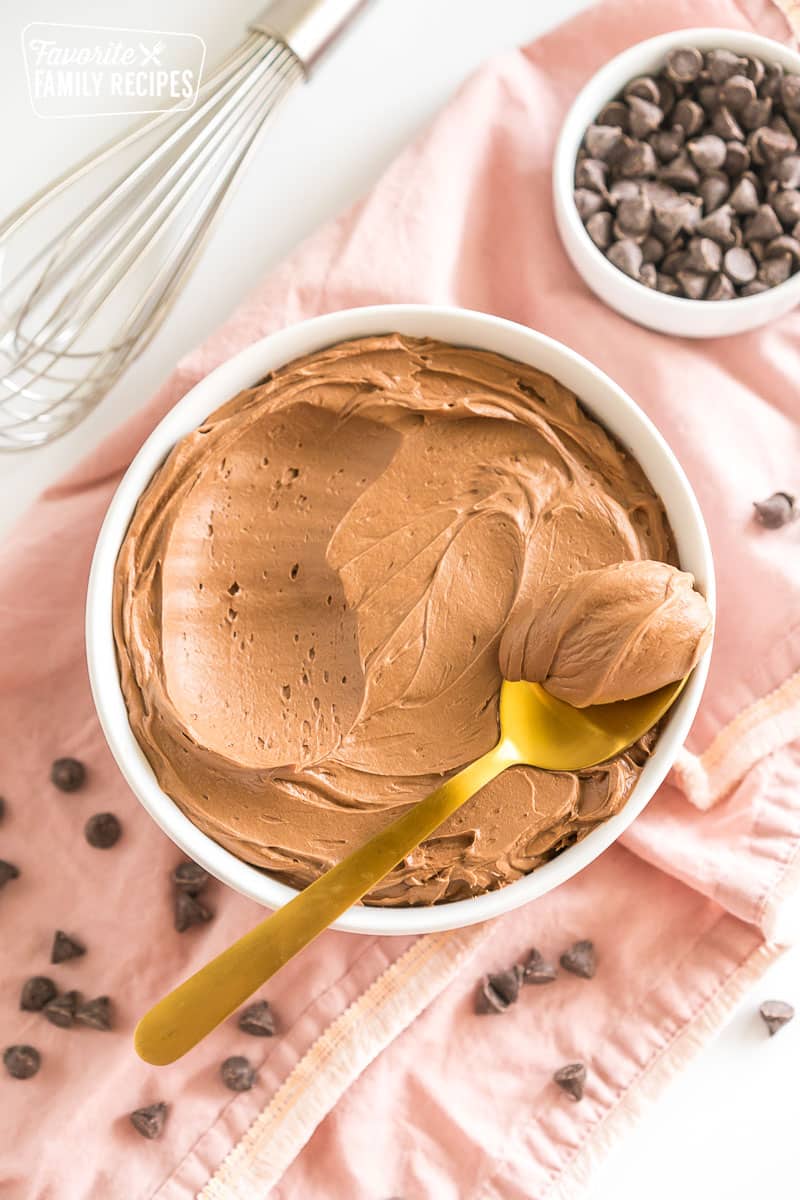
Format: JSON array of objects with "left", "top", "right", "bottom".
[{"left": 114, "top": 334, "right": 709, "bottom": 906}]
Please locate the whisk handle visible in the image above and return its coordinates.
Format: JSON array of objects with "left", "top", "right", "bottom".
[{"left": 250, "top": 0, "right": 371, "bottom": 72}]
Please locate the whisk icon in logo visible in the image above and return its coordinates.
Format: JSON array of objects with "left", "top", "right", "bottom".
[{"left": 22, "top": 22, "right": 206, "bottom": 118}]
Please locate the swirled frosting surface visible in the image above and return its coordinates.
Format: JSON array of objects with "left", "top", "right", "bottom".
[{"left": 114, "top": 334, "right": 685, "bottom": 906}]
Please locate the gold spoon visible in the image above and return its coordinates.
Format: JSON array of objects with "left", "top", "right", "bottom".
[{"left": 135, "top": 676, "right": 686, "bottom": 1065}]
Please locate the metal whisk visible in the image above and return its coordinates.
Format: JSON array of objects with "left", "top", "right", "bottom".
[{"left": 0, "top": 0, "right": 368, "bottom": 450}]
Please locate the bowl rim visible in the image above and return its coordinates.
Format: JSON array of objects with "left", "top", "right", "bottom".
[
  {"left": 86, "top": 303, "right": 715, "bottom": 936},
  {"left": 553, "top": 27, "right": 800, "bottom": 317}
]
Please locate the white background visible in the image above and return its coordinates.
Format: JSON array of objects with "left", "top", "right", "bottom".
[{"left": 0, "top": 2, "right": 797, "bottom": 1196}]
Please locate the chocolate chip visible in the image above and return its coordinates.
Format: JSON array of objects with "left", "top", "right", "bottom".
[
  {"left": 585, "top": 124, "right": 625, "bottom": 161},
  {"left": 475, "top": 966, "right": 523, "bottom": 1014},
  {"left": 575, "top": 158, "right": 608, "bottom": 193},
  {"left": 624, "top": 76, "right": 660, "bottom": 105},
  {"left": 684, "top": 236, "right": 722, "bottom": 273},
  {"left": 710, "top": 106, "right": 744, "bottom": 142},
  {"left": 753, "top": 492, "right": 797, "bottom": 528},
  {"left": 20, "top": 976, "right": 57, "bottom": 1012},
  {"left": 772, "top": 189, "right": 800, "bottom": 227},
  {"left": 44, "top": 990, "right": 79, "bottom": 1028},
  {"left": 221, "top": 1055, "right": 256, "bottom": 1092},
  {"left": 741, "top": 96, "right": 773, "bottom": 131},
  {"left": 724, "top": 141, "right": 751, "bottom": 175},
  {"left": 657, "top": 150, "right": 700, "bottom": 188},
  {"left": 51, "top": 930, "right": 85, "bottom": 963},
  {"left": 750, "top": 126, "right": 797, "bottom": 165},
  {"left": 677, "top": 269, "right": 709, "bottom": 299},
  {"left": 586, "top": 211, "right": 613, "bottom": 250},
  {"left": 759, "top": 999, "right": 795, "bottom": 1035},
  {"left": 707, "top": 49, "right": 748, "bottom": 85},
  {"left": 761, "top": 62, "right": 784, "bottom": 101},
  {"left": 627, "top": 95, "right": 663, "bottom": 140},
  {"left": 766, "top": 234, "right": 800, "bottom": 263},
  {"left": 618, "top": 140, "right": 657, "bottom": 178},
  {"left": 553, "top": 1062, "right": 587, "bottom": 1101},
  {"left": 50, "top": 758, "right": 85, "bottom": 792},
  {"left": 608, "top": 179, "right": 640, "bottom": 206},
  {"left": 650, "top": 128, "right": 685, "bottom": 162},
  {"left": 656, "top": 77, "right": 677, "bottom": 118},
  {"left": 657, "top": 272, "right": 682, "bottom": 294},
  {"left": 174, "top": 891, "right": 213, "bottom": 932},
  {"left": 697, "top": 83, "right": 720, "bottom": 112},
  {"left": 741, "top": 279, "right": 769, "bottom": 295},
  {"left": 606, "top": 239, "right": 643, "bottom": 278},
  {"left": 665, "top": 47, "right": 703, "bottom": 84},
  {"left": 522, "top": 949, "right": 557, "bottom": 985},
  {"left": 773, "top": 154, "right": 800, "bottom": 187},
  {"left": 560, "top": 940, "right": 596, "bottom": 979},
  {"left": 75, "top": 996, "right": 112, "bottom": 1031},
  {"left": 706, "top": 273, "right": 736, "bottom": 300},
  {"left": 746, "top": 56, "right": 766, "bottom": 88},
  {"left": 780, "top": 74, "right": 800, "bottom": 112},
  {"left": 729, "top": 176, "right": 759, "bottom": 214},
  {"left": 130, "top": 1102, "right": 168, "bottom": 1139},
  {"left": 0, "top": 860, "right": 20, "bottom": 889},
  {"left": 4, "top": 1045, "right": 40, "bottom": 1080},
  {"left": 172, "top": 860, "right": 209, "bottom": 895},
  {"left": 758, "top": 251, "right": 793, "bottom": 286},
  {"left": 696, "top": 204, "right": 737, "bottom": 246},
  {"left": 744, "top": 204, "right": 782, "bottom": 242},
  {"left": 615, "top": 194, "right": 652, "bottom": 237},
  {"left": 672, "top": 97, "right": 705, "bottom": 136},
  {"left": 84, "top": 812, "right": 121, "bottom": 849},
  {"left": 597, "top": 100, "right": 629, "bottom": 130},
  {"left": 720, "top": 75, "right": 756, "bottom": 114},
  {"left": 700, "top": 171, "right": 730, "bottom": 213},
  {"left": 687, "top": 134, "right": 727, "bottom": 171},
  {"left": 238, "top": 1000, "right": 276, "bottom": 1036},
  {"left": 574, "top": 188, "right": 605, "bottom": 221},
  {"left": 723, "top": 246, "right": 757, "bottom": 283},
  {"left": 641, "top": 235, "right": 665, "bottom": 263},
  {"left": 661, "top": 249, "right": 687, "bottom": 276}
]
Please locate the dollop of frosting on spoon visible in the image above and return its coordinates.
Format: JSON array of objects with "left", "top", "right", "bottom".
[{"left": 498, "top": 560, "right": 712, "bottom": 707}]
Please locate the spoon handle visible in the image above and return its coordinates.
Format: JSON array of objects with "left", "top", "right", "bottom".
[{"left": 135, "top": 740, "right": 516, "bottom": 1064}]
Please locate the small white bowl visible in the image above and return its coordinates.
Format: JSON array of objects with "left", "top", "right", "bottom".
[
  {"left": 554, "top": 28, "right": 800, "bottom": 338},
  {"left": 86, "top": 305, "right": 715, "bottom": 935}
]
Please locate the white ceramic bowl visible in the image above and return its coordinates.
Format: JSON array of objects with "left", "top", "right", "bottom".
[
  {"left": 86, "top": 305, "right": 715, "bottom": 935},
  {"left": 554, "top": 28, "right": 800, "bottom": 338}
]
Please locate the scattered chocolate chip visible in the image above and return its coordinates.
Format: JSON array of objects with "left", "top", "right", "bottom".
[
  {"left": 753, "top": 491, "right": 797, "bottom": 528},
  {"left": 759, "top": 999, "right": 795, "bottom": 1035},
  {"left": 641, "top": 235, "right": 665, "bottom": 263},
  {"left": 781, "top": 74, "right": 800, "bottom": 112},
  {"left": 50, "top": 758, "right": 85, "bottom": 793},
  {"left": 721, "top": 74, "right": 756, "bottom": 114},
  {"left": 607, "top": 239, "right": 643, "bottom": 278},
  {"left": 741, "top": 96, "right": 773, "bottom": 132},
  {"left": 553, "top": 1061, "right": 587, "bottom": 1101},
  {"left": 657, "top": 272, "right": 681, "bottom": 294},
  {"left": 575, "top": 158, "right": 608, "bottom": 193},
  {"left": 729, "top": 176, "right": 759, "bottom": 214},
  {"left": 0, "top": 860, "right": 20, "bottom": 889},
  {"left": 723, "top": 246, "right": 758, "bottom": 283},
  {"left": 522, "top": 949, "right": 557, "bottom": 985},
  {"left": 615, "top": 193, "right": 652, "bottom": 237},
  {"left": 657, "top": 150, "right": 700, "bottom": 188},
  {"left": 4, "top": 1044, "right": 40, "bottom": 1080},
  {"left": 773, "top": 154, "right": 800, "bottom": 187},
  {"left": 677, "top": 269, "right": 710, "bottom": 299},
  {"left": 75, "top": 996, "right": 112, "bottom": 1031},
  {"left": 618, "top": 140, "right": 657, "bottom": 178},
  {"left": 725, "top": 141, "right": 751, "bottom": 175},
  {"left": 651, "top": 128, "right": 684, "bottom": 162},
  {"left": 711, "top": 106, "right": 744, "bottom": 142},
  {"left": 707, "top": 49, "right": 748, "bottom": 85},
  {"left": 130, "top": 1102, "right": 168, "bottom": 1139},
  {"left": 598, "top": 100, "right": 629, "bottom": 129},
  {"left": 475, "top": 967, "right": 523, "bottom": 1014},
  {"left": 574, "top": 188, "right": 605, "bottom": 221},
  {"left": 744, "top": 204, "right": 782, "bottom": 242},
  {"left": 43, "top": 990, "right": 79, "bottom": 1028},
  {"left": 772, "top": 189, "right": 800, "bottom": 226},
  {"left": 741, "top": 279, "right": 769, "bottom": 295},
  {"left": 238, "top": 1000, "right": 276, "bottom": 1037},
  {"left": 746, "top": 56, "right": 766, "bottom": 88},
  {"left": 174, "top": 891, "right": 213, "bottom": 933},
  {"left": 639, "top": 262, "right": 658, "bottom": 288},
  {"left": 221, "top": 1055, "right": 256, "bottom": 1092},
  {"left": 172, "top": 860, "right": 209, "bottom": 894},
  {"left": 51, "top": 930, "right": 85, "bottom": 963},
  {"left": 625, "top": 76, "right": 660, "bottom": 105},
  {"left": 765, "top": 234, "right": 800, "bottom": 263},
  {"left": 20, "top": 976, "right": 57, "bottom": 1012},
  {"left": 665, "top": 47, "right": 703, "bottom": 84},
  {"left": 560, "top": 940, "right": 596, "bottom": 979},
  {"left": 586, "top": 211, "right": 613, "bottom": 249},
  {"left": 684, "top": 236, "right": 722, "bottom": 273},
  {"left": 84, "top": 812, "right": 121, "bottom": 850}
]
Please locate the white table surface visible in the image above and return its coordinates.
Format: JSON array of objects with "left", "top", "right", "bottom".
[{"left": 0, "top": 1, "right": 797, "bottom": 1196}]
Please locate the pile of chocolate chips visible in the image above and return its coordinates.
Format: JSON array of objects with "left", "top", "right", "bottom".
[{"left": 574, "top": 46, "right": 800, "bottom": 299}]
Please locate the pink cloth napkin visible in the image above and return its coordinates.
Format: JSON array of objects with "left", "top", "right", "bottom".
[{"left": 3, "top": 0, "right": 800, "bottom": 1196}]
